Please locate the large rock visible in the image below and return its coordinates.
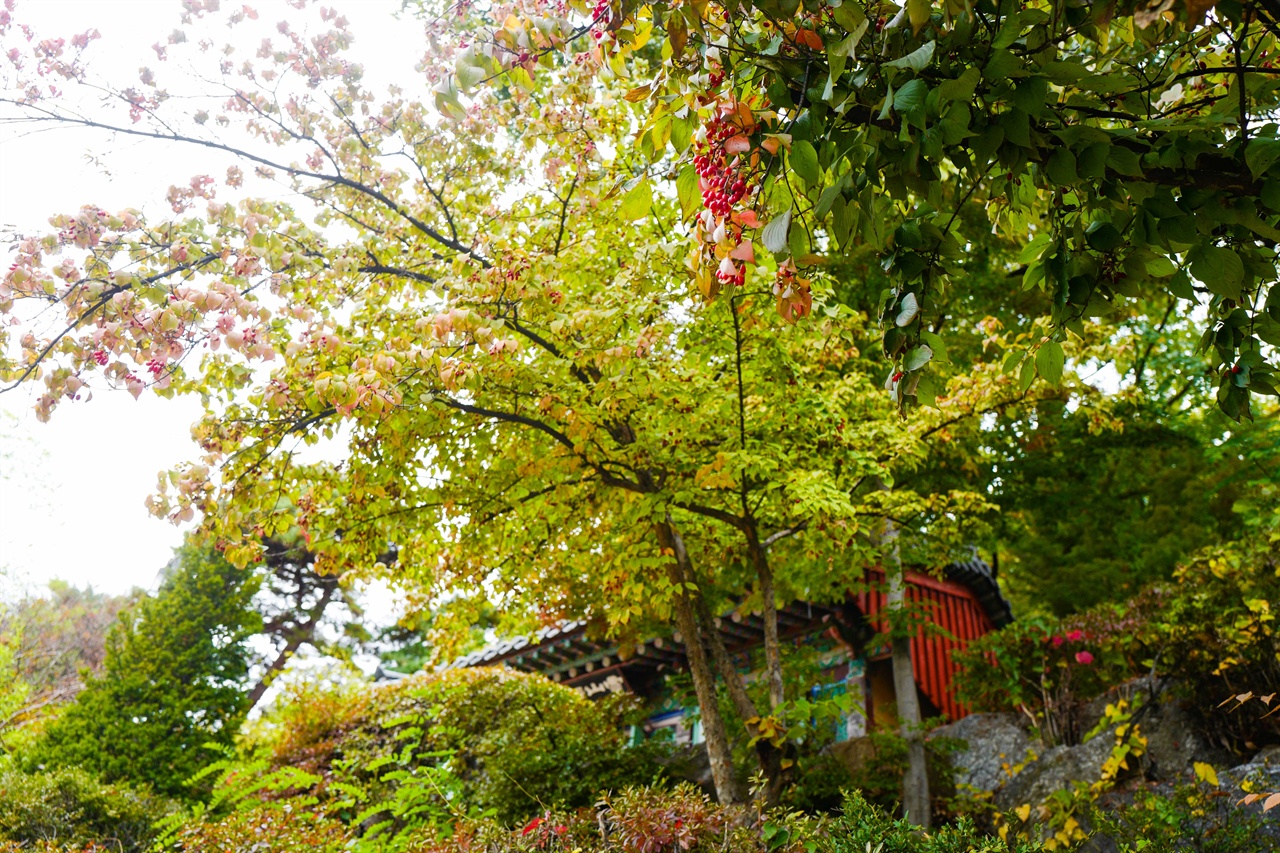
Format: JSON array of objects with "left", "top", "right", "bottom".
[
  {"left": 993, "top": 732, "right": 1116, "bottom": 812},
  {"left": 1081, "top": 676, "right": 1232, "bottom": 780},
  {"left": 929, "top": 713, "right": 1036, "bottom": 794}
]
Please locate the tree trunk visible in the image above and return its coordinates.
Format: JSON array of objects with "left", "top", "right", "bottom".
[
  {"left": 883, "top": 515, "right": 931, "bottom": 828},
  {"left": 689, "top": 572, "right": 789, "bottom": 805},
  {"left": 746, "top": 527, "right": 785, "bottom": 712},
  {"left": 658, "top": 518, "right": 745, "bottom": 806},
  {"left": 246, "top": 636, "right": 301, "bottom": 710}
]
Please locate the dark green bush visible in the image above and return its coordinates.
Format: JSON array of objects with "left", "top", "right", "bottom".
[{"left": 0, "top": 766, "right": 175, "bottom": 852}]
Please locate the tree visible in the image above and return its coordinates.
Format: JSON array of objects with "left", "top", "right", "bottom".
[
  {"left": 32, "top": 543, "right": 261, "bottom": 799},
  {"left": 0, "top": 0, "right": 1040, "bottom": 816},
  {"left": 434, "top": 0, "right": 1280, "bottom": 421},
  {"left": 247, "top": 532, "right": 370, "bottom": 708}
]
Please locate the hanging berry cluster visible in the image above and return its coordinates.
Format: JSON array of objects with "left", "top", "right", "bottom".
[
  {"left": 693, "top": 113, "right": 753, "bottom": 220},
  {"left": 690, "top": 104, "right": 762, "bottom": 292},
  {"left": 591, "top": 0, "right": 611, "bottom": 40}
]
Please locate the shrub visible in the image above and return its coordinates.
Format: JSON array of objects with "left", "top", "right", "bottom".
[
  {"left": 820, "top": 791, "right": 1046, "bottom": 853},
  {"left": 170, "top": 806, "right": 353, "bottom": 853},
  {"left": 952, "top": 611, "right": 1144, "bottom": 747},
  {"left": 260, "top": 667, "right": 669, "bottom": 827},
  {"left": 955, "top": 521, "right": 1280, "bottom": 752},
  {"left": 411, "top": 782, "right": 815, "bottom": 853},
  {"left": 1085, "top": 783, "right": 1276, "bottom": 853},
  {"left": 0, "top": 766, "right": 175, "bottom": 853}
]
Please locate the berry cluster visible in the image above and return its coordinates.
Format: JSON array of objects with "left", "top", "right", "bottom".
[
  {"left": 591, "top": 0, "right": 610, "bottom": 39},
  {"left": 91, "top": 349, "right": 108, "bottom": 366},
  {"left": 693, "top": 115, "right": 752, "bottom": 219}
]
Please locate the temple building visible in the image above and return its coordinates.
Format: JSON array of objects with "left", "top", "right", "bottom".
[{"left": 451, "top": 557, "right": 1012, "bottom": 745}]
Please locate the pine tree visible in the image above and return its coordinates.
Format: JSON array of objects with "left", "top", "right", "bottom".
[{"left": 31, "top": 543, "right": 261, "bottom": 799}]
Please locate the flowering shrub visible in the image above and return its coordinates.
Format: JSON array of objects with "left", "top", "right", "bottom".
[
  {"left": 956, "top": 516, "right": 1280, "bottom": 753},
  {"left": 953, "top": 614, "right": 1140, "bottom": 746}
]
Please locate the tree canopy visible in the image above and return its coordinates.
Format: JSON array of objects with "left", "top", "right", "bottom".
[{"left": 1, "top": 0, "right": 1278, "bottom": 820}]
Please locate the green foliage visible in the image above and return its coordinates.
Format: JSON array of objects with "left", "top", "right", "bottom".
[
  {"left": 260, "top": 667, "right": 669, "bottom": 827},
  {"left": 823, "top": 791, "right": 1046, "bottom": 853},
  {"left": 30, "top": 543, "right": 262, "bottom": 799},
  {"left": 992, "top": 405, "right": 1244, "bottom": 615},
  {"left": 958, "top": 490, "right": 1280, "bottom": 750},
  {"left": 169, "top": 806, "right": 352, "bottom": 853},
  {"left": 0, "top": 766, "right": 175, "bottom": 853},
  {"left": 1085, "top": 782, "right": 1274, "bottom": 853}
]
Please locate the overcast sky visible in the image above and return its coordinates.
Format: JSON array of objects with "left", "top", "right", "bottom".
[{"left": 0, "top": 0, "right": 419, "bottom": 601}]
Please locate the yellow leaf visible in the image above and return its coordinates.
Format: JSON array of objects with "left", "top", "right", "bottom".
[
  {"left": 1015, "top": 804, "right": 1032, "bottom": 822},
  {"left": 1194, "top": 762, "right": 1220, "bottom": 787},
  {"left": 907, "top": 0, "right": 932, "bottom": 34}
]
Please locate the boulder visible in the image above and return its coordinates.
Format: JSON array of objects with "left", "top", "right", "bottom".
[
  {"left": 993, "top": 732, "right": 1116, "bottom": 812},
  {"left": 929, "top": 713, "right": 1036, "bottom": 794},
  {"left": 1079, "top": 676, "right": 1225, "bottom": 780}
]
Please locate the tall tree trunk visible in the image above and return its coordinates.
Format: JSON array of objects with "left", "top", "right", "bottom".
[
  {"left": 658, "top": 518, "right": 745, "bottom": 806},
  {"left": 689, "top": 572, "right": 789, "bottom": 805},
  {"left": 882, "top": 514, "right": 931, "bottom": 828},
  {"left": 746, "top": 526, "right": 785, "bottom": 711}
]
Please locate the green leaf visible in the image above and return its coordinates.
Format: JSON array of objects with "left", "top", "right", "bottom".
[
  {"left": 1085, "top": 221, "right": 1123, "bottom": 252},
  {"left": 903, "top": 344, "right": 933, "bottom": 371},
  {"left": 1191, "top": 246, "right": 1244, "bottom": 301},
  {"left": 1035, "top": 341, "right": 1065, "bottom": 385},
  {"left": 1013, "top": 77, "right": 1049, "bottom": 117},
  {"left": 894, "top": 78, "right": 928, "bottom": 117},
  {"left": 906, "top": 0, "right": 932, "bottom": 34},
  {"left": 1106, "top": 147, "right": 1144, "bottom": 178},
  {"left": 1018, "top": 233, "right": 1052, "bottom": 264},
  {"left": 676, "top": 165, "right": 699, "bottom": 221},
  {"left": 1245, "top": 140, "right": 1280, "bottom": 179},
  {"left": 919, "top": 330, "right": 949, "bottom": 363},
  {"left": 670, "top": 114, "right": 695, "bottom": 154},
  {"left": 936, "top": 67, "right": 980, "bottom": 102},
  {"left": 886, "top": 41, "right": 935, "bottom": 72},
  {"left": 762, "top": 210, "right": 792, "bottom": 254},
  {"left": 895, "top": 292, "right": 920, "bottom": 327},
  {"left": 790, "top": 140, "right": 821, "bottom": 187},
  {"left": 984, "top": 49, "right": 1020, "bottom": 80},
  {"left": 816, "top": 182, "right": 844, "bottom": 219},
  {"left": 1019, "top": 356, "right": 1036, "bottom": 392},
  {"left": 1045, "top": 148, "right": 1078, "bottom": 186},
  {"left": 620, "top": 180, "right": 652, "bottom": 221},
  {"left": 832, "top": 3, "right": 866, "bottom": 34}
]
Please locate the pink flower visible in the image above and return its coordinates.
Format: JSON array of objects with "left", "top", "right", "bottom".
[
  {"left": 1051, "top": 635, "right": 1064, "bottom": 648},
  {"left": 1075, "top": 651, "right": 1095, "bottom": 665},
  {"left": 1067, "top": 630, "right": 1084, "bottom": 642}
]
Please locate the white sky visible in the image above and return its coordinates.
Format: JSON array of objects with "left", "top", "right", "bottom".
[{"left": 0, "top": 0, "right": 421, "bottom": 603}]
